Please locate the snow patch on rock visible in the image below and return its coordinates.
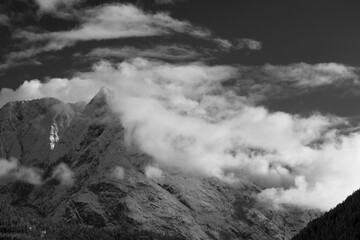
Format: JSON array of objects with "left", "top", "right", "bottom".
[{"left": 49, "top": 121, "right": 59, "bottom": 150}]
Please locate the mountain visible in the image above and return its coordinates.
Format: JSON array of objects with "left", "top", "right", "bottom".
[
  {"left": 292, "top": 188, "right": 360, "bottom": 240},
  {"left": 0, "top": 97, "right": 85, "bottom": 165},
  {"left": 0, "top": 89, "right": 321, "bottom": 240}
]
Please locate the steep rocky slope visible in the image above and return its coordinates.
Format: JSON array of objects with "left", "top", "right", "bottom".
[
  {"left": 0, "top": 97, "right": 85, "bottom": 166},
  {"left": 0, "top": 89, "right": 321, "bottom": 240}
]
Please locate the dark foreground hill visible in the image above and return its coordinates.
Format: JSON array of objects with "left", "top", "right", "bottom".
[
  {"left": 292, "top": 189, "right": 360, "bottom": 240},
  {"left": 0, "top": 89, "right": 320, "bottom": 240}
]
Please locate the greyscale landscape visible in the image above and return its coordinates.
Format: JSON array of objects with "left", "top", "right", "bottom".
[{"left": 1, "top": 0, "right": 360, "bottom": 239}]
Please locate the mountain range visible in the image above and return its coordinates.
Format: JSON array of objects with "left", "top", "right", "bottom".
[{"left": 0, "top": 89, "right": 321, "bottom": 240}]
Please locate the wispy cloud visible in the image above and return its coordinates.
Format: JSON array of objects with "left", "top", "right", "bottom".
[
  {"left": 0, "top": 158, "right": 42, "bottom": 185},
  {"left": 51, "top": 163, "right": 74, "bottom": 185},
  {"left": 263, "top": 62, "right": 357, "bottom": 87},
  {"left": 0, "top": 3, "right": 216, "bottom": 70},
  {"left": 145, "top": 165, "right": 163, "bottom": 179},
  {"left": 215, "top": 38, "right": 263, "bottom": 51},
  {"left": 85, "top": 44, "right": 203, "bottom": 61},
  {"left": 112, "top": 166, "right": 125, "bottom": 180},
  {"left": 1, "top": 3, "right": 262, "bottom": 72},
  {"left": 17, "top": 4, "right": 211, "bottom": 45},
  {"left": 34, "top": 0, "right": 82, "bottom": 12},
  {"left": 235, "top": 38, "right": 262, "bottom": 50},
  {"left": 0, "top": 47, "right": 48, "bottom": 70},
  {"left": 227, "top": 62, "right": 359, "bottom": 105},
  {"left": 0, "top": 158, "right": 75, "bottom": 186}
]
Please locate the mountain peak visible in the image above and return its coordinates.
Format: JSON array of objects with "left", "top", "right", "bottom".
[
  {"left": 96, "top": 87, "right": 113, "bottom": 101},
  {"left": 90, "top": 87, "right": 113, "bottom": 105},
  {"left": 84, "top": 87, "right": 114, "bottom": 116}
]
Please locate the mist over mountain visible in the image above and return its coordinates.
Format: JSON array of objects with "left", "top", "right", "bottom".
[{"left": 0, "top": 90, "right": 321, "bottom": 239}]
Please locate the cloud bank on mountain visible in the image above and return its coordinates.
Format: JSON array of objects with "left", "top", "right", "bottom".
[{"left": 1, "top": 58, "right": 360, "bottom": 210}]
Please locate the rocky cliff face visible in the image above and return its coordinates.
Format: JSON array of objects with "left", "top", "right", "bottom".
[
  {"left": 0, "top": 90, "right": 321, "bottom": 240},
  {"left": 0, "top": 98, "right": 85, "bottom": 166}
]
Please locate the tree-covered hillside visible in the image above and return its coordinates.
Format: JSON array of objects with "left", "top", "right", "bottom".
[{"left": 293, "top": 189, "right": 360, "bottom": 240}]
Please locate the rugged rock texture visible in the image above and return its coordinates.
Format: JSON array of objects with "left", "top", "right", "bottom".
[
  {"left": 0, "top": 90, "right": 321, "bottom": 240},
  {"left": 0, "top": 98, "right": 85, "bottom": 166}
]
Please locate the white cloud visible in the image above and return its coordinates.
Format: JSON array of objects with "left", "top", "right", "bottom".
[
  {"left": 227, "top": 62, "right": 360, "bottom": 105},
  {"left": 215, "top": 38, "right": 263, "bottom": 51},
  {"left": 18, "top": 4, "right": 210, "bottom": 47},
  {"left": 236, "top": 38, "right": 262, "bottom": 50},
  {"left": 3, "top": 3, "right": 214, "bottom": 69},
  {"left": 263, "top": 62, "right": 358, "bottom": 87},
  {"left": 145, "top": 165, "right": 163, "bottom": 179},
  {"left": 0, "top": 47, "right": 48, "bottom": 70},
  {"left": 0, "top": 78, "right": 102, "bottom": 108},
  {"left": 112, "top": 166, "right": 125, "bottom": 180},
  {"left": 0, "top": 158, "right": 42, "bottom": 185},
  {"left": 86, "top": 45, "right": 202, "bottom": 61},
  {"left": 2, "top": 58, "right": 360, "bottom": 210},
  {"left": 214, "top": 38, "right": 233, "bottom": 50},
  {"left": 0, "top": 159, "right": 73, "bottom": 186},
  {"left": 35, "top": 0, "right": 82, "bottom": 12},
  {"left": 2, "top": 3, "right": 252, "bottom": 71},
  {"left": 52, "top": 163, "right": 74, "bottom": 185},
  {"left": 0, "top": 158, "right": 18, "bottom": 176},
  {"left": 258, "top": 133, "right": 360, "bottom": 209},
  {"left": 0, "top": 35, "right": 73, "bottom": 70},
  {"left": 78, "top": 59, "right": 360, "bottom": 210}
]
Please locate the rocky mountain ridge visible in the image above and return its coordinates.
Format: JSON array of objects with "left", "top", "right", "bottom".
[{"left": 0, "top": 89, "right": 321, "bottom": 240}]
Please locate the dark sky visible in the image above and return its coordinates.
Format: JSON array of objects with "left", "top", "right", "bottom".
[
  {"left": 1, "top": 0, "right": 360, "bottom": 115},
  {"left": 162, "top": 0, "right": 360, "bottom": 64},
  {"left": 0, "top": 0, "right": 359, "bottom": 80},
  {"left": 0, "top": 0, "right": 360, "bottom": 88}
]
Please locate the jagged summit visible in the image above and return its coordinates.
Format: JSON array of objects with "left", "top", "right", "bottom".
[
  {"left": 0, "top": 97, "right": 62, "bottom": 120},
  {"left": 88, "top": 87, "right": 113, "bottom": 106},
  {"left": 3, "top": 97, "right": 62, "bottom": 107},
  {"left": 83, "top": 87, "right": 114, "bottom": 117}
]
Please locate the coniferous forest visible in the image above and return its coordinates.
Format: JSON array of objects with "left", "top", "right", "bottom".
[
  {"left": 0, "top": 201, "right": 184, "bottom": 240},
  {"left": 292, "top": 189, "right": 360, "bottom": 240}
]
